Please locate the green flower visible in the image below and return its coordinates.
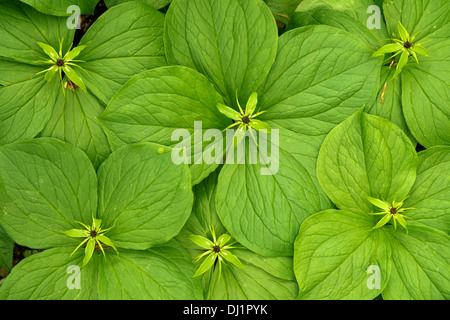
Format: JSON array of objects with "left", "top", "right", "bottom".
[
  {"left": 372, "top": 21, "right": 430, "bottom": 79},
  {"left": 64, "top": 217, "right": 118, "bottom": 267},
  {"left": 36, "top": 39, "right": 87, "bottom": 93},
  {"left": 367, "top": 196, "right": 414, "bottom": 233},
  {"left": 216, "top": 92, "right": 271, "bottom": 146},
  {"left": 189, "top": 226, "right": 244, "bottom": 280}
]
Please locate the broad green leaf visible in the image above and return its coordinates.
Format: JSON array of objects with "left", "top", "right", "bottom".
[
  {"left": 97, "top": 143, "right": 193, "bottom": 250},
  {"left": 294, "top": 209, "right": 391, "bottom": 300},
  {"left": 404, "top": 146, "right": 450, "bottom": 233},
  {"left": 0, "top": 75, "right": 60, "bottom": 145},
  {"left": 382, "top": 225, "right": 450, "bottom": 299},
  {"left": 77, "top": 1, "right": 167, "bottom": 104},
  {"left": 18, "top": 0, "right": 98, "bottom": 16},
  {"left": 0, "top": 242, "right": 203, "bottom": 299},
  {"left": 317, "top": 109, "right": 418, "bottom": 214},
  {"left": 367, "top": 66, "right": 416, "bottom": 144},
  {"left": 38, "top": 88, "right": 111, "bottom": 169},
  {"left": 401, "top": 61, "right": 450, "bottom": 147},
  {"left": 264, "top": 0, "right": 301, "bottom": 21},
  {"left": 105, "top": 0, "right": 172, "bottom": 10},
  {"left": 290, "top": 0, "right": 390, "bottom": 49},
  {"left": 0, "top": 226, "right": 14, "bottom": 271},
  {"left": 164, "top": 0, "right": 278, "bottom": 109},
  {"left": 99, "top": 66, "right": 230, "bottom": 185},
  {"left": 0, "top": 138, "right": 98, "bottom": 248},
  {"left": 0, "top": 0, "right": 74, "bottom": 64}
]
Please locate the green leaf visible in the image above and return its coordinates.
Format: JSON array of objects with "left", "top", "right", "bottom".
[
  {"left": 245, "top": 92, "right": 258, "bottom": 115},
  {"left": 164, "top": 0, "right": 278, "bottom": 109},
  {"left": 64, "top": 229, "right": 88, "bottom": 238},
  {"left": 37, "top": 42, "right": 59, "bottom": 61},
  {"left": 99, "top": 66, "right": 230, "bottom": 185},
  {"left": 294, "top": 209, "right": 391, "bottom": 300},
  {"left": 0, "top": 75, "right": 60, "bottom": 145},
  {"left": 366, "top": 66, "right": 416, "bottom": 144},
  {"left": 0, "top": 226, "right": 14, "bottom": 271},
  {"left": 372, "top": 213, "right": 392, "bottom": 230},
  {"left": 76, "top": 1, "right": 167, "bottom": 104},
  {"left": 290, "top": 0, "right": 390, "bottom": 50},
  {"left": 18, "top": 0, "right": 98, "bottom": 16},
  {"left": 44, "top": 65, "right": 59, "bottom": 82},
  {"left": 104, "top": 0, "right": 172, "bottom": 10},
  {"left": 317, "top": 109, "right": 418, "bottom": 214},
  {"left": 82, "top": 238, "right": 96, "bottom": 267},
  {"left": 257, "top": 25, "right": 382, "bottom": 177},
  {"left": 397, "top": 21, "right": 409, "bottom": 42},
  {"left": 0, "top": 242, "right": 203, "bottom": 299},
  {"left": 207, "top": 255, "right": 298, "bottom": 300},
  {"left": 383, "top": 0, "right": 449, "bottom": 45},
  {"left": 217, "top": 103, "right": 241, "bottom": 121},
  {"left": 382, "top": 225, "right": 450, "bottom": 299},
  {"left": 64, "top": 45, "right": 87, "bottom": 62},
  {"left": 372, "top": 43, "right": 403, "bottom": 57},
  {"left": 0, "top": 138, "right": 98, "bottom": 249},
  {"left": 392, "top": 50, "right": 409, "bottom": 79},
  {"left": 248, "top": 119, "right": 271, "bottom": 131},
  {"left": 176, "top": 172, "right": 298, "bottom": 300},
  {"left": 0, "top": 58, "right": 44, "bottom": 86},
  {"left": 404, "top": 146, "right": 450, "bottom": 233},
  {"left": 96, "top": 143, "right": 193, "bottom": 250},
  {"left": 216, "top": 139, "right": 329, "bottom": 257},
  {"left": 220, "top": 250, "right": 244, "bottom": 268}
]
